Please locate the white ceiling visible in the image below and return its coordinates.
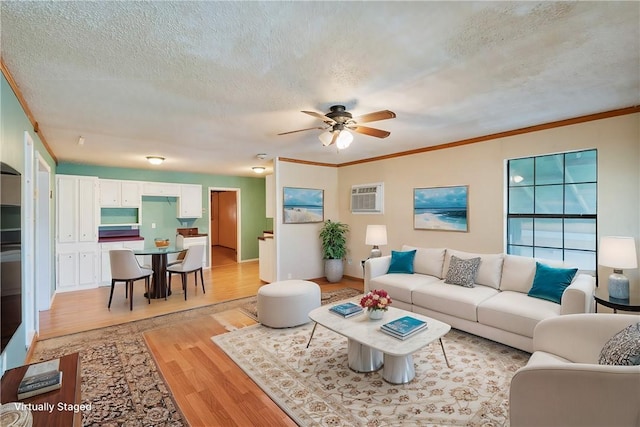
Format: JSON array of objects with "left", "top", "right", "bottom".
[{"left": 1, "top": 1, "right": 638, "bottom": 177}]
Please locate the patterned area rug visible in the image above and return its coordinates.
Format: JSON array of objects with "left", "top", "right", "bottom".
[
  {"left": 239, "top": 287, "right": 362, "bottom": 321},
  {"left": 30, "top": 297, "right": 253, "bottom": 427},
  {"left": 213, "top": 318, "right": 530, "bottom": 426}
]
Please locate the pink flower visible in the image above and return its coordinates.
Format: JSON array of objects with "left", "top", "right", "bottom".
[{"left": 360, "top": 289, "right": 392, "bottom": 311}]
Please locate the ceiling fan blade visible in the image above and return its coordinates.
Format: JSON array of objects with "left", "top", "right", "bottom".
[
  {"left": 352, "top": 110, "right": 396, "bottom": 124},
  {"left": 302, "top": 110, "right": 336, "bottom": 124},
  {"left": 330, "top": 131, "right": 339, "bottom": 146},
  {"left": 350, "top": 125, "right": 391, "bottom": 138},
  {"left": 277, "top": 126, "right": 326, "bottom": 136}
]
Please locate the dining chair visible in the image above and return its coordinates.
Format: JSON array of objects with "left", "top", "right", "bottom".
[
  {"left": 108, "top": 249, "right": 154, "bottom": 311},
  {"left": 167, "top": 244, "right": 205, "bottom": 300}
]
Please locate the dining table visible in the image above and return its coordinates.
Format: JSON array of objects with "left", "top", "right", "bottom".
[{"left": 133, "top": 246, "right": 184, "bottom": 299}]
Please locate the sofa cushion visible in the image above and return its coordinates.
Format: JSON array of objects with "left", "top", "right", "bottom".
[
  {"left": 477, "top": 291, "right": 561, "bottom": 338},
  {"left": 387, "top": 250, "right": 417, "bottom": 274},
  {"left": 527, "top": 262, "right": 578, "bottom": 304},
  {"left": 402, "top": 245, "right": 446, "bottom": 278},
  {"left": 369, "top": 274, "right": 439, "bottom": 304},
  {"left": 444, "top": 255, "right": 481, "bottom": 287},
  {"left": 599, "top": 322, "right": 640, "bottom": 366},
  {"left": 500, "top": 255, "right": 570, "bottom": 293},
  {"left": 412, "top": 281, "right": 499, "bottom": 322},
  {"left": 443, "top": 249, "right": 504, "bottom": 289}
]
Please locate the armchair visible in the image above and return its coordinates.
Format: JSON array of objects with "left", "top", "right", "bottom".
[{"left": 509, "top": 313, "right": 640, "bottom": 427}]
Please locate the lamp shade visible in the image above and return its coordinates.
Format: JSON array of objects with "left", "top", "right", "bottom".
[
  {"left": 365, "top": 225, "right": 388, "bottom": 246},
  {"left": 318, "top": 131, "right": 333, "bottom": 146},
  {"left": 336, "top": 130, "right": 353, "bottom": 149},
  {"left": 599, "top": 236, "right": 638, "bottom": 269}
]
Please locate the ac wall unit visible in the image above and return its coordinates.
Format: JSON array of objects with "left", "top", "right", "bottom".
[{"left": 351, "top": 183, "right": 383, "bottom": 214}]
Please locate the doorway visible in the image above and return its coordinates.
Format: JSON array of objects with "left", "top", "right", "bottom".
[{"left": 209, "top": 188, "right": 240, "bottom": 267}]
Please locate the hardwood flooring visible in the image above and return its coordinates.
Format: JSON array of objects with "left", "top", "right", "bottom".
[{"left": 35, "top": 261, "right": 364, "bottom": 426}]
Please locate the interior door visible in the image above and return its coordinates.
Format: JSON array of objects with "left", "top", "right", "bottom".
[
  {"left": 210, "top": 192, "right": 220, "bottom": 245},
  {"left": 218, "top": 191, "right": 237, "bottom": 250}
]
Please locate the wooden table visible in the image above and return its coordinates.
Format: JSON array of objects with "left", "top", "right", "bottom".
[
  {"left": 134, "top": 246, "right": 183, "bottom": 299},
  {"left": 1, "top": 352, "right": 82, "bottom": 427}
]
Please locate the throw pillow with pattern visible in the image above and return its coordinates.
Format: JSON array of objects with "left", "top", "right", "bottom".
[
  {"left": 599, "top": 322, "right": 640, "bottom": 366},
  {"left": 444, "top": 255, "right": 481, "bottom": 288}
]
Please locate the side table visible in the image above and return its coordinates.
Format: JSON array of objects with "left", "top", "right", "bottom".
[
  {"left": 594, "top": 288, "right": 640, "bottom": 313},
  {"left": 1, "top": 352, "right": 82, "bottom": 427}
]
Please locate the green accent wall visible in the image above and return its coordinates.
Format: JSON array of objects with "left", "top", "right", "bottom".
[{"left": 56, "top": 163, "right": 268, "bottom": 260}]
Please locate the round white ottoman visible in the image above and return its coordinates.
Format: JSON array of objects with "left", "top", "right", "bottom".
[{"left": 257, "top": 280, "right": 321, "bottom": 328}]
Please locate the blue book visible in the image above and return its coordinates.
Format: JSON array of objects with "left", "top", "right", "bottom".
[
  {"left": 381, "top": 316, "right": 427, "bottom": 337},
  {"left": 329, "top": 302, "right": 363, "bottom": 318}
]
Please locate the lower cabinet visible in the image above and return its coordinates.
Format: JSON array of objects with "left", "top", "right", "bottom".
[
  {"left": 258, "top": 236, "right": 275, "bottom": 283},
  {"left": 56, "top": 243, "right": 99, "bottom": 291}
]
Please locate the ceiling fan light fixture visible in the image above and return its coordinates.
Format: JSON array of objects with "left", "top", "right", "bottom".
[
  {"left": 336, "top": 130, "right": 353, "bottom": 149},
  {"left": 252, "top": 166, "right": 266, "bottom": 174},
  {"left": 318, "top": 131, "right": 333, "bottom": 146},
  {"left": 146, "top": 156, "right": 165, "bottom": 165}
]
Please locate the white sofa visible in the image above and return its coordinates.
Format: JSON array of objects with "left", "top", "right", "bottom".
[
  {"left": 510, "top": 313, "right": 640, "bottom": 427},
  {"left": 364, "top": 245, "right": 596, "bottom": 352}
]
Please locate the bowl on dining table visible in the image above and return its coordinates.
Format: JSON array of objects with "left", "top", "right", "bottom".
[{"left": 154, "top": 238, "right": 170, "bottom": 248}]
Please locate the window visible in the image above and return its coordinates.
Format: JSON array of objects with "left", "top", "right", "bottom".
[{"left": 507, "top": 149, "right": 597, "bottom": 271}]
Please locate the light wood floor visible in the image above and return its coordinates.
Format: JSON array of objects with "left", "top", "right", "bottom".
[{"left": 35, "top": 261, "right": 364, "bottom": 426}]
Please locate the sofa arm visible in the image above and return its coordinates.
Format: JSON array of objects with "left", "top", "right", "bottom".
[
  {"left": 533, "top": 313, "right": 640, "bottom": 363},
  {"left": 560, "top": 273, "right": 595, "bottom": 314},
  {"left": 510, "top": 363, "right": 640, "bottom": 427},
  {"left": 364, "top": 256, "right": 391, "bottom": 293}
]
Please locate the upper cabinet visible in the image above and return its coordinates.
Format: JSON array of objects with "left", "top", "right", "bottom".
[
  {"left": 142, "top": 182, "right": 180, "bottom": 197},
  {"left": 99, "top": 179, "right": 141, "bottom": 208},
  {"left": 57, "top": 175, "right": 99, "bottom": 243},
  {"left": 178, "top": 184, "right": 203, "bottom": 218}
]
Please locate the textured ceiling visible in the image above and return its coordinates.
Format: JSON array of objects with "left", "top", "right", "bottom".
[{"left": 1, "top": 1, "right": 638, "bottom": 176}]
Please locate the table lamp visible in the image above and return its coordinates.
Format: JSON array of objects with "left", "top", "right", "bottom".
[
  {"left": 365, "top": 225, "right": 387, "bottom": 258},
  {"left": 598, "top": 236, "right": 638, "bottom": 299}
]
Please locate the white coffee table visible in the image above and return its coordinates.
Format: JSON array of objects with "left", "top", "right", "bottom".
[{"left": 308, "top": 303, "right": 451, "bottom": 384}]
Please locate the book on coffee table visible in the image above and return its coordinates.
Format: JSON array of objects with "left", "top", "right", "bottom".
[
  {"left": 380, "top": 316, "right": 428, "bottom": 340},
  {"left": 329, "top": 302, "right": 363, "bottom": 318},
  {"left": 17, "top": 358, "right": 63, "bottom": 399}
]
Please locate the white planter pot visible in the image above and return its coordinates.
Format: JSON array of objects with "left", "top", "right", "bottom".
[{"left": 324, "top": 259, "right": 344, "bottom": 283}]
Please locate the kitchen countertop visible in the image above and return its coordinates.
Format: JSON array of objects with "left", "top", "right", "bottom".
[{"left": 98, "top": 236, "right": 145, "bottom": 243}]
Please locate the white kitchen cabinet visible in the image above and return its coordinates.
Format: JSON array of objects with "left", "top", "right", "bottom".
[
  {"left": 99, "top": 240, "right": 145, "bottom": 285},
  {"left": 56, "top": 175, "right": 99, "bottom": 291},
  {"left": 56, "top": 243, "right": 99, "bottom": 291},
  {"left": 178, "top": 184, "right": 203, "bottom": 218},
  {"left": 100, "top": 179, "right": 141, "bottom": 208},
  {"left": 57, "top": 175, "right": 98, "bottom": 243},
  {"left": 258, "top": 235, "right": 275, "bottom": 283},
  {"left": 142, "top": 182, "right": 180, "bottom": 197},
  {"left": 176, "top": 235, "right": 208, "bottom": 266},
  {"left": 265, "top": 174, "right": 274, "bottom": 218}
]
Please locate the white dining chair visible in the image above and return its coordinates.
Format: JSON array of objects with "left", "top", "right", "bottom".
[
  {"left": 167, "top": 244, "right": 205, "bottom": 300},
  {"left": 108, "top": 249, "right": 154, "bottom": 310}
]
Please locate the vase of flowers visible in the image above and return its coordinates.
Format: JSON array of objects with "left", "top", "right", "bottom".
[{"left": 360, "top": 289, "right": 392, "bottom": 320}]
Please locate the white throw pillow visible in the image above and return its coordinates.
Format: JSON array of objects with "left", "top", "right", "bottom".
[
  {"left": 443, "top": 249, "right": 504, "bottom": 289},
  {"left": 402, "top": 245, "right": 446, "bottom": 278}
]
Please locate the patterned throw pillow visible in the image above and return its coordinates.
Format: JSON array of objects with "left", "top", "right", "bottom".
[
  {"left": 599, "top": 322, "right": 640, "bottom": 366},
  {"left": 444, "top": 255, "right": 481, "bottom": 288}
]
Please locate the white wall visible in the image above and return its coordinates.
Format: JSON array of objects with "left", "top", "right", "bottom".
[
  {"left": 275, "top": 159, "right": 339, "bottom": 280},
  {"left": 337, "top": 113, "right": 640, "bottom": 296}
]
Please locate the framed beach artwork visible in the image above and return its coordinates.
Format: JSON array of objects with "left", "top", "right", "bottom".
[
  {"left": 283, "top": 187, "right": 324, "bottom": 224},
  {"left": 414, "top": 185, "right": 469, "bottom": 232}
]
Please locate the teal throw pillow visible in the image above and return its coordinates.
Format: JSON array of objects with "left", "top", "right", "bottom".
[
  {"left": 387, "top": 250, "right": 417, "bottom": 274},
  {"left": 527, "top": 262, "right": 578, "bottom": 304}
]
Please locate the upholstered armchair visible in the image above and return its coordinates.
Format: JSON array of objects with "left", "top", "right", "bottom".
[{"left": 509, "top": 313, "right": 640, "bottom": 427}]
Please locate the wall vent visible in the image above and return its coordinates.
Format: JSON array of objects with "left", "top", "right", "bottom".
[{"left": 351, "top": 183, "right": 383, "bottom": 214}]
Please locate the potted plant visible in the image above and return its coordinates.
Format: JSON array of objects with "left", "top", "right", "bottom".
[{"left": 319, "top": 220, "right": 349, "bottom": 282}]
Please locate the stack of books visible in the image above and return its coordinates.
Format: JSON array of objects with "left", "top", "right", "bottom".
[
  {"left": 380, "top": 316, "right": 428, "bottom": 340},
  {"left": 17, "top": 358, "right": 63, "bottom": 400},
  {"left": 329, "top": 302, "right": 363, "bottom": 318}
]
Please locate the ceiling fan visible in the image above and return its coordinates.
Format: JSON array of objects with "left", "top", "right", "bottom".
[{"left": 278, "top": 105, "right": 396, "bottom": 149}]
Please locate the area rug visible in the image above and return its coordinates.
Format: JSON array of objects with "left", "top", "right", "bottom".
[
  {"left": 30, "top": 297, "right": 253, "bottom": 427},
  {"left": 213, "top": 321, "right": 530, "bottom": 426},
  {"left": 239, "top": 287, "right": 362, "bottom": 321}
]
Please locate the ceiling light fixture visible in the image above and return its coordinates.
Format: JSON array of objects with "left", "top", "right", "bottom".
[
  {"left": 252, "top": 166, "right": 266, "bottom": 174},
  {"left": 336, "top": 130, "right": 353, "bottom": 149},
  {"left": 318, "top": 131, "right": 333, "bottom": 147},
  {"left": 146, "top": 156, "right": 165, "bottom": 165}
]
